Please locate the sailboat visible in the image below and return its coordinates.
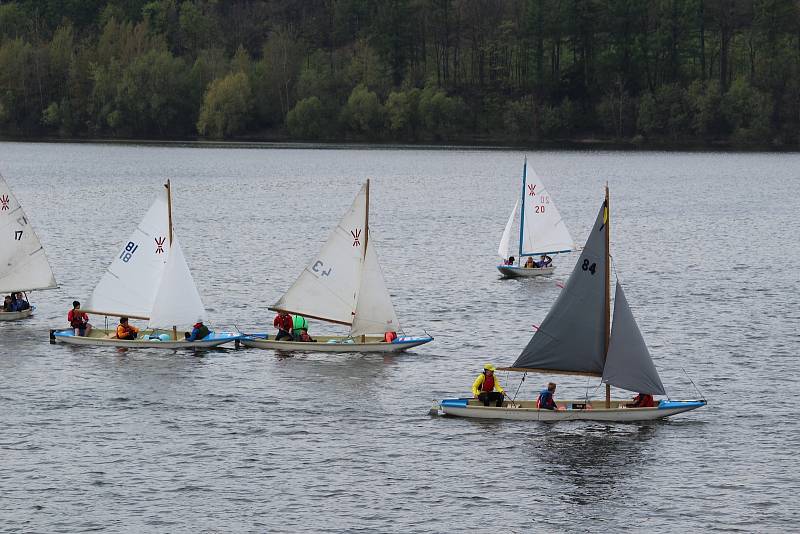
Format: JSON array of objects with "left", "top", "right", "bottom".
[
  {"left": 51, "top": 181, "right": 241, "bottom": 348},
  {"left": 438, "top": 186, "right": 706, "bottom": 421},
  {"left": 0, "top": 172, "right": 58, "bottom": 320},
  {"left": 242, "top": 180, "right": 433, "bottom": 353},
  {"left": 497, "top": 159, "right": 575, "bottom": 278}
]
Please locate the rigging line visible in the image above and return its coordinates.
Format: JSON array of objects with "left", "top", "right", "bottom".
[
  {"left": 682, "top": 367, "right": 707, "bottom": 402},
  {"left": 511, "top": 371, "right": 527, "bottom": 405}
]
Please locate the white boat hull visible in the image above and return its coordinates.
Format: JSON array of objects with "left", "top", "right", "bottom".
[
  {"left": 51, "top": 328, "right": 242, "bottom": 349},
  {"left": 0, "top": 307, "right": 33, "bottom": 321},
  {"left": 497, "top": 265, "right": 555, "bottom": 278},
  {"left": 438, "top": 398, "right": 705, "bottom": 422},
  {"left": 241, "top": 334, "right": 433, "bottom": 353}
]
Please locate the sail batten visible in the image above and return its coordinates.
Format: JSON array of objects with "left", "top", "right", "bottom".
[{"left": 0, "top": 174, "right": 58, "bottom": 293}]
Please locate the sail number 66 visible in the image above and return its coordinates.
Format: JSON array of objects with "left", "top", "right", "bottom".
[{"left": 582, "top": 259, "right": 597, "bottom": 275}]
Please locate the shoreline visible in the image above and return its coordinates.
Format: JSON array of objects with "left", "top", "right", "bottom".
[{"left": 0, "top": 135, "right": 797, "bottom": 153}]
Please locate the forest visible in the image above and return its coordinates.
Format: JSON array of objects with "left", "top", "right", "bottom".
[{"left": 0, "top": 0, "right": 798, "bottom": 148}]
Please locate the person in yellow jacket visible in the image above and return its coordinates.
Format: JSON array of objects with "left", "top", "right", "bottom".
[
  {"left": 115, "top": 317, "right": 139, "bottom": 340},
  {"left": 472, "top": 363, "right": 505, "bottom": 407}
]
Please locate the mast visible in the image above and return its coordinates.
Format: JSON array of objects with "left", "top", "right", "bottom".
[
  {"left": 604, "top": 184, "right": 611, "bottom": 408},
  {"left": 360, "top": 179, "right": 370, "bottom": 343},
  {"left": 518, "top": 158, "right": 527, "bottom": 265},
  {"left": 165, "top": 180, "right": 177, "bottom": 341}
]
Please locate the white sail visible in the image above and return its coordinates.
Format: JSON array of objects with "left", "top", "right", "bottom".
[
  {"left": 147, "top": 235, "right": 207, "bottom": 331},
  {"left": 498, "top": 199, "right": 518, "bottom": 260},
  {"left": 88, "top": 189, "right": 170, "bottom": 318},
  {"left": 350, "top": 234, "right": 400, "bottom": 336},
  {"left": 520, "top": 168, "right": 575, "bottom": 256},
  {"left": 272, "top": 184, "right": 367, "bottom": 325},
  {"left": 0, "top": 173, "right": 57, "bottom": 292}
]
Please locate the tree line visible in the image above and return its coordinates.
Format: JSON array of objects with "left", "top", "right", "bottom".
[{"left": 0, "top": 0, "right": 798, "bottom": 148}]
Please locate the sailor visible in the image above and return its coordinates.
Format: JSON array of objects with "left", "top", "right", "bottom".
[
  {"left": 67, "top": 301, "right": 92, "bottom": 337},
  {"left": 292, "top": 315, "right": 316, "bottom": 342},
  {"left": 115, "top": 317, "right": 139, "bottom": 340},
  {"left": 628, "top": 393, "right": 655, "bottom": 408},
  {"left": 524, "top": 256, "right": 535, "bottom": 268},
  {"left": 537, "top": 382, "right": 558, "bottom": 410},
  {"left": 539, "top": 254, "right": 552, "bottom": 267},
  {"left": 273, "top": 310, "right": 294, "bottom": 341},
  {"left": 10, "top": 292, "right": 30, "bottom": 311},
  {"left": 3, "top": 295, "right": 12, "bottom": 312},
  {"left": 185, "top": 320, "right": 210, "bottom": 341},
  {"left": 472, "top": 363, "right": 505, "bottom": 407}
]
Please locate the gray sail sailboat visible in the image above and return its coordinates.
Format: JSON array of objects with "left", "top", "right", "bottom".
[{"left": 437, "top": 187, "right": 706, "bottom": 422}]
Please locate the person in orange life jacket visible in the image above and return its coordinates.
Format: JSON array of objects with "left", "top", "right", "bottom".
[
  {"left": 537, "top": 382, "right": 558, "bottom": 410},
  {"left": 115, "top": 317, "right": 139, "bottom": 340},
  {"left": 472, "top": 363, "right": 505, "bottom": 407},
  {"left": 524, "top": 256, "right": 535, "bottom": 268},
  {"left": 273, "top": 310, "right": 293, "bottom": 341},
  {"left": 67, "top": 300, "right": 92, "bottom": 337},
  {"left": 185, "top": 320, "right": 210, "bottom": 341},
  {"left": 627, "top": 393, "right": 655, "bottom": 408}
]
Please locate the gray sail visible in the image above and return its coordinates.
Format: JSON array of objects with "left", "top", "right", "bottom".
[
  {"left": 602, "top": 282, "right": 666, "bottom": 395},
  {"left": 511, "top": 199, "right": 608, "bottom": 374}
]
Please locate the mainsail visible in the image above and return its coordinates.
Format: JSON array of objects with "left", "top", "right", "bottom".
[
  {"left": 88, "top": 189, "right": 170, "bottom": 318},
  {"left": 497, "top": 199, "right": 518, "bottom": 260},
  {"left": 602, "top": 282, "right": 666, "bottom": 395},
  {"left": 0, "top": 173, "right": 57, "bottom": 293},
  {"left": 272, "top": 183, "right": 368, "bottom": 325},
  {"left": 519, "top": 166, "right": 575, "bottom": 257},
  {"left": 511, "top": 198, "right": 609, "bottom": 374}
]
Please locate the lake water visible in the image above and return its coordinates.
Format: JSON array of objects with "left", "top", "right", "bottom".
[{"left": 0, "top": 142, "right": 798, "bottom": 532}]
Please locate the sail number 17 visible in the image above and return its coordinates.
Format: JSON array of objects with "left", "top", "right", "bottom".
[{"left": 120, "top": 241, "right": 138, "bottom": 263}]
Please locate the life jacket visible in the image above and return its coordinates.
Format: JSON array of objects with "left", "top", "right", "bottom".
[
  {"left": 69, "top": 310, "right": 87, "bottom": 328},
  {"left": 275, "top": 314, "right": 292, "bottom": 332},
  {"left": 117, "top": 324, "right": 136, "bottom": 339},
  {"left": 537, "top": 389, "right": 555, "bottom": 409},
  {"left": 193, "top": 323, "right": 210, "bottom": 339},
  {"left": 292, "top": 315, "right": 308, "bottom": 331},
  {"left": 384, "top": 331, "right": 397, "bottom": 342},
  {"left": 481, "top": 373, "right": 495, "bottom": 392},
  {"left": 634, "top": 394, "right": 655, "bottom": 408}
]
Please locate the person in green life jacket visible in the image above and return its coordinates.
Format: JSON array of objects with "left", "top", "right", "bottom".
[
  {"left": 185, "top": 320, "right": 210, "bottom": 341},
  {"left": 292, "top": 314, "right": 316, "bottom": 342},
  {"left": 472, "top": 363, "right": 505, "bottom": 407}
]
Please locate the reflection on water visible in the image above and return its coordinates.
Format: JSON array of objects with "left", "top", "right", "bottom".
[{"left": 0, "top": 143, "right": 798, "bottom": 532}]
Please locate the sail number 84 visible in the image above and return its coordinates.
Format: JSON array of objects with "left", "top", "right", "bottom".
[{"left": 582, "top": 259, "right": 597, "bottom": 275}]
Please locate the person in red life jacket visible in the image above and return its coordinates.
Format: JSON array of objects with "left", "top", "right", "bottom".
[
  {"left": 471, "top": 363, "right": 505, "bottom": 407},
  {"left": 67, "top": 300, "right": 92, "bottom": 337},
  {"left": 627, "top": 393, "right": 656, "bottom": 408},
  {"left": 537, "top": 382, "right": 558, "bottom": 410},
  {"left": 273, "top": 310, "right": 293, "bottom": 341},
  {"left": 185, "top": 320, "right": 210, "bottom": 341}
]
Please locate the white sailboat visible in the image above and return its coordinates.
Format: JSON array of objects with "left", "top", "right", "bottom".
[
  {"left": 438, "top": 186, "right": 706, "bottom": 422},
  {"left": 242, "top": 180, "right": 433, "bottom": 353},
  {"left": 51, "top": 181, "right": 241, "bottom": 348},
  {"left": 0, "top": 172, "right": 58, "bottom": 320},
  {"left": 497, "top": 159, "right": 575, "bottom": 278}
]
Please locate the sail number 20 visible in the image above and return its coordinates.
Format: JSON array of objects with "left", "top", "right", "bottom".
[
  {"left": 119, "top": 241, "right": 139, "bottom": 263},
  {"left": 582, "top": 259, "right": 597, "bottom": 275}
]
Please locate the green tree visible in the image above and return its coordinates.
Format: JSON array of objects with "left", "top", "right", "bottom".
[
  {"left": 196, "top": 71, "right": 253, "bottom": 138},
  {"left": 341, "top": 84, "right": 385, "bottom": 136},
  {"left": 286, "top": 96, "right": 326, "bottom": 139}
]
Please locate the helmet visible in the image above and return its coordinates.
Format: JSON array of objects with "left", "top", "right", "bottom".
[{"left": 483, "top": 363, "right": 496, "bottom": 371}]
